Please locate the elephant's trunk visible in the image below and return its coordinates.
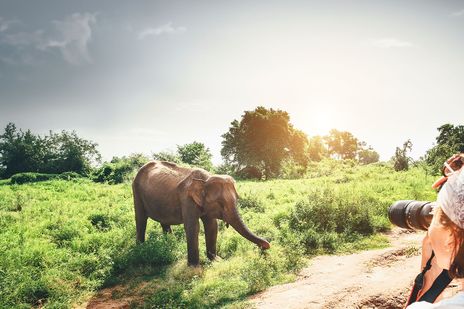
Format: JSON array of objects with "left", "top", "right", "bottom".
[{"left": 226, "top": 206, "right": 270, "bottom": 249}]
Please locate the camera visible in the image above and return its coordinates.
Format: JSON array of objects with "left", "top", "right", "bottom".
[{"left": 388, "top": 200, "right": 435, "bottom": 231}]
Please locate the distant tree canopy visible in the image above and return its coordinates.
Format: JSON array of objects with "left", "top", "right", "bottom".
[
  {"left": 153, "top": 141, "right": 213, "bottom": 172},
  {"left": 358, "top": 145, "right": 380, "bottom": 165},
  {"left": 324, "top": 129, "right": 379, "bottom": 164},
  {"left": 220, "top": 107, "right": 380, "bottom": 178},
  {"left": 0, "top": 123, "right": 101, "bottom": 179},
  {"left": 324, "top": 129, "right": 359, "bottom": 160},
  {"left": 92, "top": 153, "right": 148, "bottom": 184},
  {"left": 425, "top": 124, "right": 464, "bottom": 174},
  {"left": 308, "top": 136, "right": 327, "bottom": 162},
  {"left": 177, "top": 141, "right": 213, "bottom": 171},
  {"left": 392, "top": 139, "right": 413, "bottom": 171},
  {"left": 221, "top": 107, "right": 304, "bottom": 178}
]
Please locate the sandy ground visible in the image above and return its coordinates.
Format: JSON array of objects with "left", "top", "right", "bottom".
[{"left": 249, "top": 229, "right": 462, "bottom": 309}]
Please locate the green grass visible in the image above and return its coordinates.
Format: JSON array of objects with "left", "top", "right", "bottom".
[{"left": 0, "top": 162, "right": 437, "bottom": 308}]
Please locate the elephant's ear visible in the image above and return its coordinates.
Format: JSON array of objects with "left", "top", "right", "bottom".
[{"left": 188, "top": 178, "right": 206, "bottom": 209}]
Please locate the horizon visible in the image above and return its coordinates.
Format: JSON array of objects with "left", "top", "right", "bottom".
[{"left": 1, "top": 1, "right": 463, "bottom": 164}]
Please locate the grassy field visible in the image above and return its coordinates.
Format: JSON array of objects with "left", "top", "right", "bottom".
[{"left": 0, "top": 161, "right": 437, "bottom": 308}]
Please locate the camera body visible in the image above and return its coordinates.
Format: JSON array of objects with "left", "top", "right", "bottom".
[{"left": 388, "top": 200, "right": 435, "bottom": 231}]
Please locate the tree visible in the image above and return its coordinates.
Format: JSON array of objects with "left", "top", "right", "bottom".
[
  {"left": 425, "top": 124, "right": 464, "bottom": 174},
  {"left": 324, "top": 129, "right": 359, "bottom": 160},
  {"left": 392, "top": 139, "right": 413, "bottom": 171},
  {"left": 357, "top": 146, "right": 380, "bottom": 165},
  {"left": 307, "top": 135, "right": 327, "bottom": 162},
  {"left": 0, "top": 123, "right": 101, "bottom": 178},
  {"left": 221, "top": 106, "right": 304, "bottom": 178},
  {"left": 46, "top": 131, "right": 100, "bottom": 175},
  {"left": 289, "top": 129, "right": 310, "bottom": 168},
  {"left": 152, "top": 150, "right": 182, "bottom": 164},
  {"left": 177, "top": 141, "right": 213, "bottom": 171}
]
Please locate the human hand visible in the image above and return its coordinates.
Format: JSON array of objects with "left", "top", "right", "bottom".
[{"left": 443, "top": 153, "right": 464, "bottom": 176}]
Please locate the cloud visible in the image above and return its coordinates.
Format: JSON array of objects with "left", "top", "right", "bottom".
[
  {"left": 2, "top": 30, "right": 46, "bottom": 47},
  {"left": 0, "top": 12, "right": 97, "bottom": 65},
  {"left": 0, "top": 17, "right": 18, "bottom": 32},
  {"left": 138, "top": 22, "right": 186, "bottom": 39},
  {"left": 46, "top": 13, "right": 97, "bottom": 65},
  {"left": 369, "top": 38, "right": 413, "bottom": 48},
  {"left": 451, "top": 9, "right": 464, "bottom": 17}
]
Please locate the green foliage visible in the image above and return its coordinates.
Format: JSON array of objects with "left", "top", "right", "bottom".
[
  {"left": 153, "top": 143, "right": 213, "bottom": 171},
  {"left": 324, "top": 129, "right": 359, "bottom": 160},
  {"left": 308, "top": 135, "right": 327, "bottom": 161},
  {"left": 236, "top": 166, "right": 262, "bottom": 180},
  {"left": 0, "top": 163, "right": 437, "bottom": 308},
  {"left": 358, "top": 145, "right": 380, "bottom": 165},
  {"left": 425, "top": 124, "right": 464, "bottom": 175},
  {"left": 214, "top": 162, "right": 237, "bottom": 176},
  {"left": 152, "top": 150, "right": 182, "bottom": 164},
  {"left": 288, "top": 188, "right": 377, "bottom": 253},
  {"left": 0, "top": 123, "right": 101, "bottom": 179},
  {"left": 91, "top": 153, "right": 149, "bottom": 184},
  {"left": 177, "top": 141, "right": 214, "bottom": 172},
  {"left": 221, "top": 106, "right": 306, "bottom": 179},
  {"left": 279, "top": 158, "right": 307, "bottom": 179},
  {"left": 10, "top": 172, "right": 82, "bottom": 184},
  {"left": 393, "top": 139, "right": 413, "bottom": 171},
  {"left": 237, "top": 194, "right": 265, "bottom": 212}
]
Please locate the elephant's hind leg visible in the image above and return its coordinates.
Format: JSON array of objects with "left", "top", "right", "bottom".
[
  {"left": 161, "top": 224, "right": 172, "bottom": 234},
  {"left": 136, "top": 213, "right": 148, "bottom": 243},
  {"left": 133, "top": 189, "right": 148, "bottom": 243}
]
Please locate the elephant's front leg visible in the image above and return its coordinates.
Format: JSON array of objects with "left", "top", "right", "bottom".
[
  {"left": 201, "top": 216, "right": 218, "bottom": 260},
  {"left": 184, "top": 217, "right": 200, "bottom": 266}
]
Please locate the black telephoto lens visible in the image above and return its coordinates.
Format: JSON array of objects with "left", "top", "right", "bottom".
[{"left": 388, "top": 200, "right": 435, "bottom": 231}]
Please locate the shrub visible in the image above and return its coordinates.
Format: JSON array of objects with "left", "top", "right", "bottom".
[
  {"left": 10, "top": 172, "right": 82, "bottom": 185},
  {"left": 279, "top": 159, "right": 307, "bottom": 179},
  {"left": 288, "top": 186, "right": 378, "bottom": 253},
  {"left": 236, "top": 166, "right": 262, "bottom": 180},
  {"left": 11, "top": 172, "right": 56, "bottom": 184},
  {"left": 111, "top": 233, "right": 181, "bottom": 276},
  {"left": 237, "top": 194, "right": 264, "bottom": 212},
  {"left": 88, "top": 214, "right": 112, "bottom": 231},
  {"left": 92, "top": 153, "right": 149, "bottom": 184}
]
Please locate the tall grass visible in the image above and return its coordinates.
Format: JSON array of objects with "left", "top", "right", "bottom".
[{"left": 0, "top": 162, "right": 436, "bottom": 308}]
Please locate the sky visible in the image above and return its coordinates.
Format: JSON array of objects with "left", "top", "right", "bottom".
[{"left": 0, "top": 0, "right": 463, "bottom": 164}]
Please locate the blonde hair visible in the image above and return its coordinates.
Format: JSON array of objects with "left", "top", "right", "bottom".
[{"left": 435, "top": 206, "right": 464, "bottom": 278}]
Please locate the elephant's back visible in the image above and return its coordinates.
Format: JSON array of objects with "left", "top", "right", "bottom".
[{"left": 134, "top": 161, "right": 187, "bottom": 190}]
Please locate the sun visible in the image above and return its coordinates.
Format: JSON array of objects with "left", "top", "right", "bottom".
[{"left": 308, "top": 106, "right": 339, "bottom": 136}]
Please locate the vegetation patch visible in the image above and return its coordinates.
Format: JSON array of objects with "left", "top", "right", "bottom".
[{"left": 0, "top": 163, "right": 437, "bottom": 308}]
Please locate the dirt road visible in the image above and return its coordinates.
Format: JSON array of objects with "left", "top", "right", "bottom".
[{"left": 249, "top": 229, "right": 461, "bottom": 309}]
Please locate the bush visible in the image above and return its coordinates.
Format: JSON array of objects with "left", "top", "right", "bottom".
[
  {"left": 10, "top": 172, "right": 82, "bottom": 185},
  {"left": 236, "top": 166, "right": 262, "bottom": 180},
  {"left": 88, "top": 214, "right": 112, "bottom": 231},
  {"left": 288, "top": 186, "right": 378, "bottom": 253},
  {"left": 0, "top": 123, "right": 101, "bottom": 178},
  {"left": 237, "top": 194, "right": 264, "bottom": 212},
  {"left": 11, "top": 172, "right": 57, "bottom": 184},
  {"left": 92, "top": 154, "right": 148, "bottom": 184},
  {"left": 111, "top": 233, "right": 181, "bottom": 276},
  {"left": 279, "top": 159, "right": 307, "bottom": 179}
]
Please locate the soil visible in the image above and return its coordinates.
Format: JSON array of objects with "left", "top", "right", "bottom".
[{"left": 249, "top": 228, "right": 462, "bottom": 309}]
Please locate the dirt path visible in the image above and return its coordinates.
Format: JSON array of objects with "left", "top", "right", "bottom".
[{"left": 249, "top": 229, "right": 461, "bottom": 309}]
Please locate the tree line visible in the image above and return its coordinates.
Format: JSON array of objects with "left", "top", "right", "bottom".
[{"left": 1, "top": 107, "right": 463, "bottom": 181}]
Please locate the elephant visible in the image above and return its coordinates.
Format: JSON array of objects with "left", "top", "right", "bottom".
[{"left": 132, "top": 160, "right": 270, "bottom": 265}]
